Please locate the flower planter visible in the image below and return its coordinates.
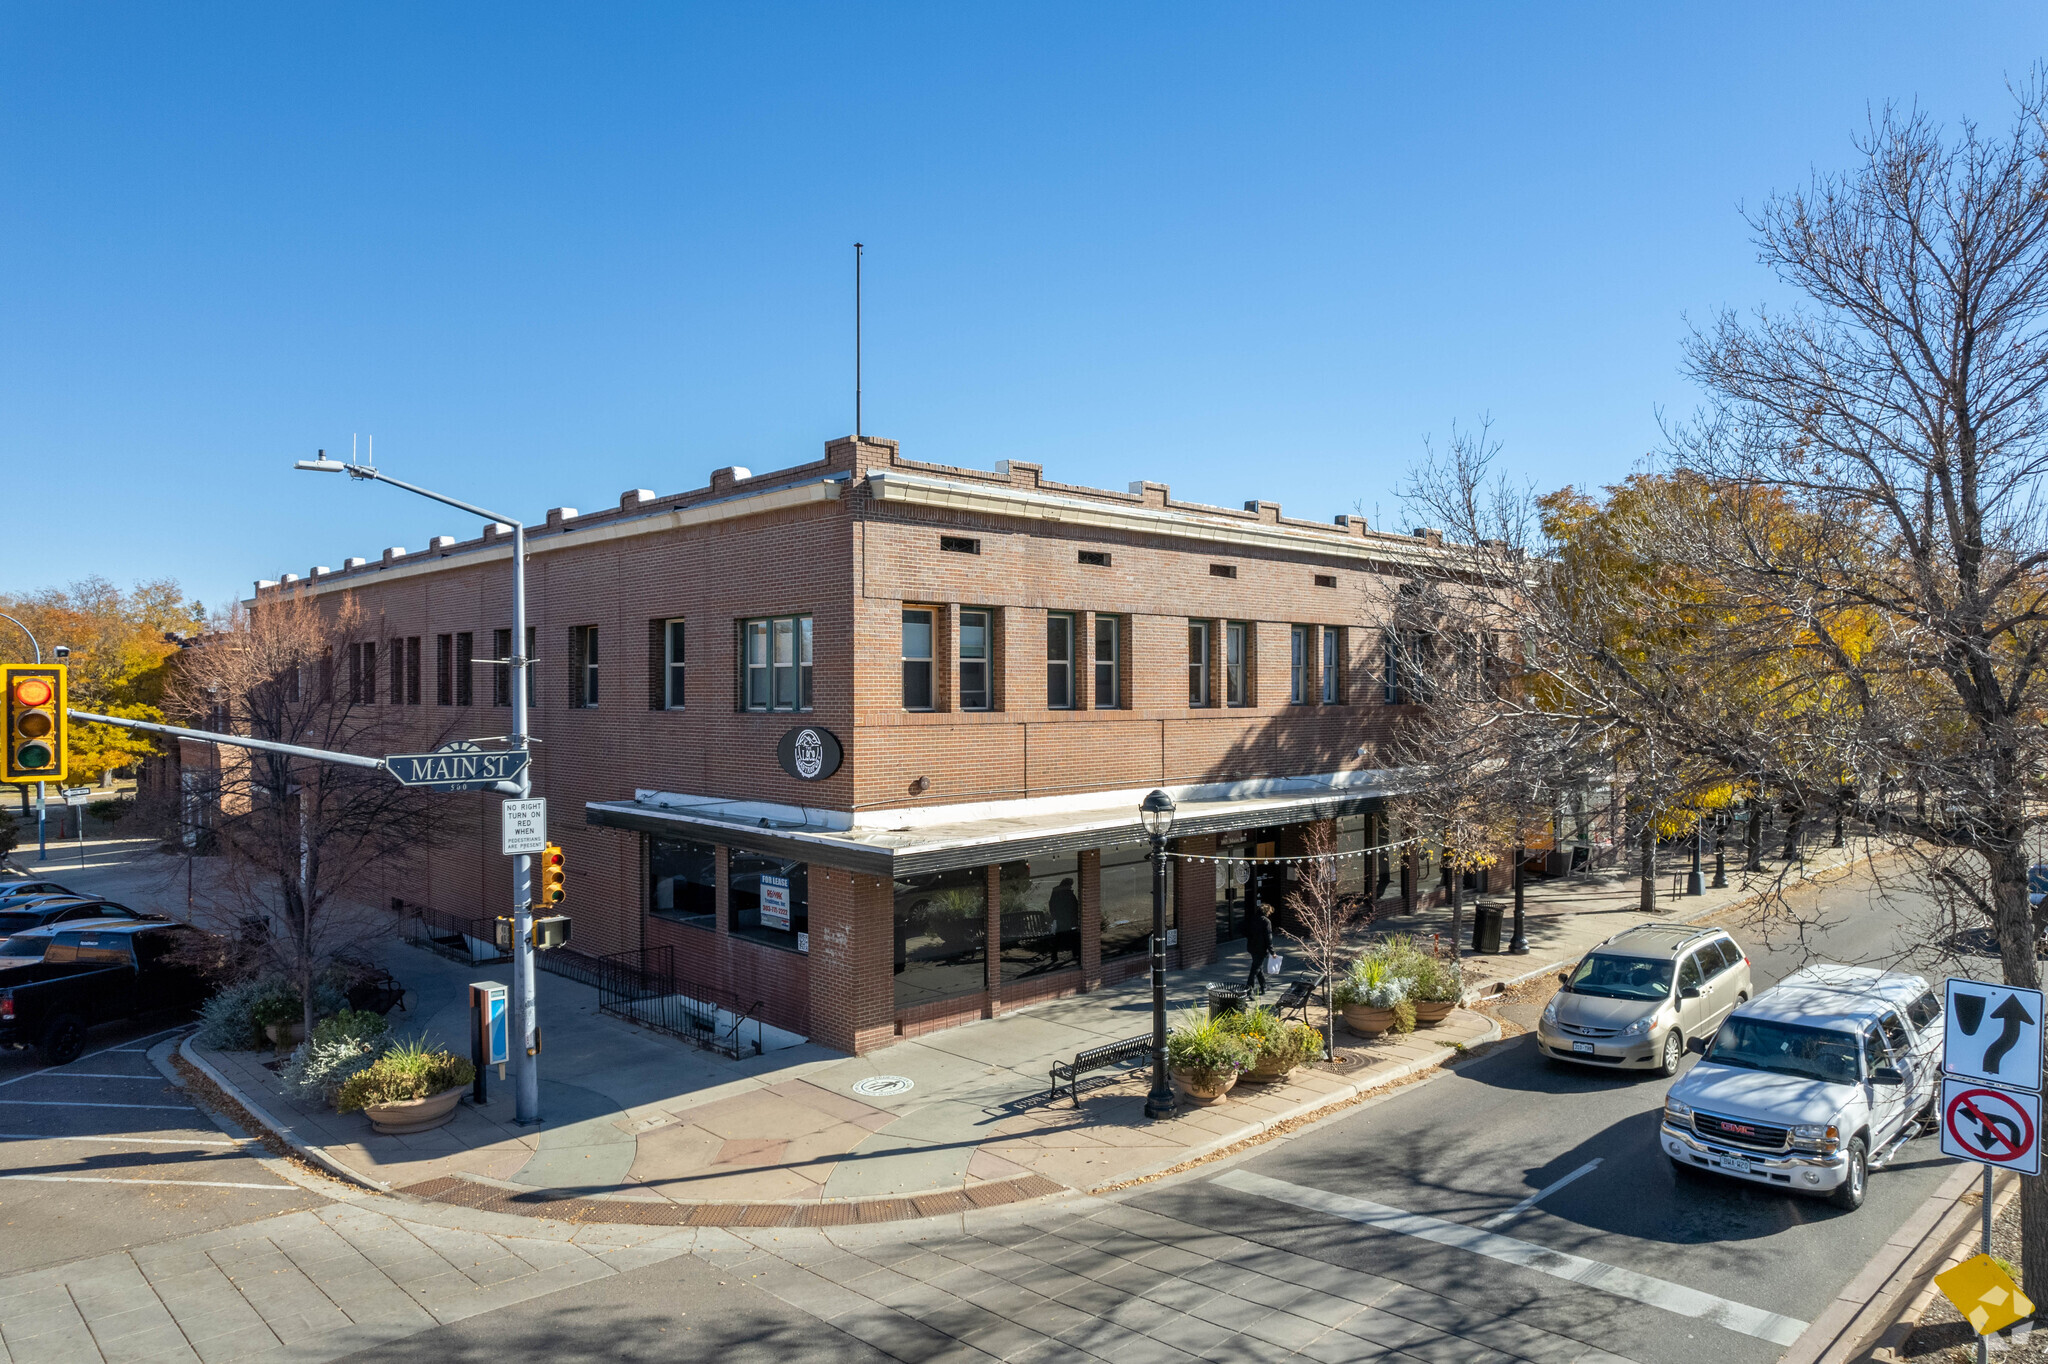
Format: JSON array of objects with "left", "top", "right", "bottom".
[
  {"left": 1412, "top": 1000, "right": 1456, "bottom": 1026},
  {"left": 1239, "top": 1052, "right": 1301, "bottom": 1084},
  {"left": 1169, "top": 1065, "right": 1240, "bottom": 1105},
  {"left": 362, "top": 1083, "right": 467, "bottom": 1135},
  {"left": 263, "top": 1021, "right": 305, "bottom": 1050},
  {"left": 1341, "top": 1003, "right": 1396, "bottom": 1036}
]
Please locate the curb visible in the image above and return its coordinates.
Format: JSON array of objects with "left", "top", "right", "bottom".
[
  {"left": 177, "top": 1036, "right": 392, "bottom": 1193},
  {"left": 1863, "top": 1170, "right": 2023, "bottom": 1363}
]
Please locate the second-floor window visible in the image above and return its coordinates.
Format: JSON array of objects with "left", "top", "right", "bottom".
[
  {"left": 664, "top": 619, "right": 686, "bottom": 709},
  {"left": 1094, "top": 616, "right": 1120, "bottom": 708},
  {"left": 493, "top": 629, "right": 514, "bottom": 707},
  {"left": 348, "top": 642, "right": 377, "bottom": 704},
  {"left": 1226, "top": 622, "right": 1248, "bottom": 706},
  {"left": 1322, "top": 628, "right": 1339, "bottom": 703},
  {"left": 1047, "top": 612, "right": 1075, "bottom": 709},
  {"left": 1188, "top": 621, "right": 1211, "bottom": 706},
  {"left": 455, "top": 632, "right": 474, "bottom": 707},
  {"left": 902, "top": 608, "right": 935, "bottom": 710},
  {"left": 571, "top": 625, "right": 599, "bottom": 708},
  {"left": 960, "top": 609, "right": 991, "bottom": 711},
  {"left": 388, "top": 640, "right": 403, "bottom": 706},
  {"left": 1290, "top": 625, "right": 1310, "bottom": 704},
  {"left": 436, "top": 634, "right": 453, "bottom": 706},
  {"left": 741, "top": 615, "right": 812, "bottom": 712}
]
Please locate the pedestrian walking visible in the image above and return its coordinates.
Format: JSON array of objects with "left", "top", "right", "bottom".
[{"left": 1245, "top": 902, "right": 1273, "bottom": 997}]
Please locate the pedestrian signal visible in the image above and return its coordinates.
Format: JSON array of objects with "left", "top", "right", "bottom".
[
  {"left": 2, "top": 664, "right": 66, "bottom": 784},
  {"left": 540, "top": 843, "right": 566, "bottom": 905}
]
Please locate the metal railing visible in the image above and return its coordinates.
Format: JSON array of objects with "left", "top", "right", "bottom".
[
  {"left": 592, "top": 945, "right": 765, "bottom": 1058},
  {"left": 394, "top": 897, "right": 506, "bottom": 964}
]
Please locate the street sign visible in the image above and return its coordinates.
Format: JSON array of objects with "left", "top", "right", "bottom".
[
  {"left": 1935, "top": 1253, "right": 2037, "bottom": 1337},
  {"left": 386, "top": 741, "right": 530, "bottom": 792},
  {"left": 60, "top": 788, "right": 88, "bottom": 807},
  {"left": 500, "top": 798, "right": 546, "bottom": 855},
  {"left": 1945, "top": 979, "right": 2044, "bottom": 1091},
  {"left": 1941, "top": 1077, "right": 2042, "bottom": 1175}
]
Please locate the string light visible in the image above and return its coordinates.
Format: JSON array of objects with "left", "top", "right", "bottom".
[{"left": 1159, "top": 835, "right": 1427, "bottom": 867}]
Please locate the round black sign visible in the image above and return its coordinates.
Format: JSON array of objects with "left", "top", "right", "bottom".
[{"left": 776, "top": 725, "right": 844, "bottom": 781}]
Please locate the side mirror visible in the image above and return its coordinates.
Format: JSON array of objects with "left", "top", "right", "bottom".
[
  {"left": 1557, "top": 973, "right": 1571, "bottom": 988},
  {"left": 1681, "top": 986, "right": 1701, "bottom": 1000},
  {"left": 1871, "top": 1065, "right": 1904, "bottom": 1086}
]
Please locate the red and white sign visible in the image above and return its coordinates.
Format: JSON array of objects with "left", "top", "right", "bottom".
[{"left": 1942, "top": 1078, "right": 2042, "bottom": 1175}]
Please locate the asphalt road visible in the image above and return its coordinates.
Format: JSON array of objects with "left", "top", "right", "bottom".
[
  {"left": 1127, "top": 869, "right": 1970, "bottom": 1364},
  {"left": 0, "top": 1013, "right": 324, "bottom": 1274}
]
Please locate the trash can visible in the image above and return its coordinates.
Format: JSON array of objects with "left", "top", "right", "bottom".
[
  {"left": 1207, "top": 986, "right": 1245, "bottom": 1020},
  {"left": 1471, "top": 904, "right": 1504, "bottom": 954}
]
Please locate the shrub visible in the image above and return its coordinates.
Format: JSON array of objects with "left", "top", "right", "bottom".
[
  {"left": 1333, "top": 956, "right": 1411, "bottom": 1008},
  {"left": 86, "top": 798, "right": 130, "bottom": 823},
  {"left": 1389, "top": 999, "right": 1417, "bottom": 1034},
  {"left": 1220, "top": 1006, "right": 1323, "bottom": 1070},
  {"left": 334, "top": 1038, "right": 475, "bottom": 1113},
  {"left": 194, "top": 975, "right": 346, "bottom": 1050},
  {"left": 1410, "top": 953, "right": 1465, "bottom": 1004},
  {"left": 1164, "top": 1010, "right": 1255, "bottom": 1076},
  {"left": 280, "top": 1010, "right": 391, "bottom": 1103}
]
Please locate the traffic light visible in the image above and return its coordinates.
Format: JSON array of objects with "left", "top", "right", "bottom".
[
  {"left": 539, "top": 843, "right": 566, "bottom": 906},
  {"left": 2, "top": 664, "right": 66, "bottom": 784}
]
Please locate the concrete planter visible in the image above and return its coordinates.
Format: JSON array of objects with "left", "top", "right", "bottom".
[
  {"left": 362, "top": 1083, "right": 466, "bottom": 1136},
  {"left": 1341, "top": 1003, "right": 1396, "bottom": 1036},
  {"left": 1413, "top": 1000, "right": 1456, "bottom": 1026},
  {"left": 1169, "top": 1065, "right": 1240, "bottom": 1105},
  {"left": 1239, "top": 1052, "right": 1301, "bottom": 1084},
  {"left": 263, "top": 1021, "right": 305, "bottom": 1050}
]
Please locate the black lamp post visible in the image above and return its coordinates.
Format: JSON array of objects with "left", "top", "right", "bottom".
[
  {"left": 1685, "top": 819, "right": 1705, "bottom": 896},
  {"left": 1711, "top": 815, "right": 1728, "bottom": 889},
  {"left": 1509, "top": 844, "right": 1528, "bottom": 954},
  {"left": 1139, "top": 789, "right": 1178, "bottom": 1121}
]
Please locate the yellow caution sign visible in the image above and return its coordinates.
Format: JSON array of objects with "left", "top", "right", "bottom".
[{"left": 1935, "top": 1253, "right": 2036, "bottom": 1336}]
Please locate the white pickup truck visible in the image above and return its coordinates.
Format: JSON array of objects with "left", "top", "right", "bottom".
[{"left": 1659, "top": 965, "right": 1942, "bottom": 1211}]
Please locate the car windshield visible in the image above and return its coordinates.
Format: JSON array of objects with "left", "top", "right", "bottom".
[
  {"left": 0, "top": 935, "right": 50, "bottom": 960},
  {"left": 1568, "top": 953, "right": 1674, "bottom": 1000},
  {"left": 0, "top": 912, "right": 46, "bottom": 935},
  {"left": 1704, "top": 1016, "right": 1862, "bottom": 1085}
]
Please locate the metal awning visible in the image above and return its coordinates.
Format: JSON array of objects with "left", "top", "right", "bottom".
[{"left": 586, "top": 770, "right": 1411, "bottom": 878}]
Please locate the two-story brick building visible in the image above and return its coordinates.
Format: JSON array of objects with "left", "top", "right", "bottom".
[{"left": 247, "top": 435, "right": 1463, "bottom": 1053}]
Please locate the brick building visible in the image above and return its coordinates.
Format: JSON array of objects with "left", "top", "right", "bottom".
[{"left": 246, "top": 435, "right": 1467, "bottom": 1054}]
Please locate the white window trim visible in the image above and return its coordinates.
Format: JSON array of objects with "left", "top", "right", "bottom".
[
  {"left": 902, "top": 606, "right": 936, "bottom": 712},
  {"left": 959, "top": 608, "right": 992, "bottom": 712},
  {"left": 1047, "top": 612, "right": 1076, "bottom": 710}
]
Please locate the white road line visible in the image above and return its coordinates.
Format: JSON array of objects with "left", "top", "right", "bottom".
[
  {"left": 0, "top": 1132, "right": 252, "bottom": 1147},
  {"left": 1213, "top": 1168, "right": 1809, "bottom": 1347},
  {"left": 7, "top": 1072, "right": 165, "bottom": 1081},
  {"left": 0, "top": 1099, "right": 191, "bottom": 1110},
  {"left": 1480, "top": 1159, "right": 1603, "bottom": 1230},
  {"left": 0, "top": 1027, "right": 187, "bottom": 1088},
  {"left": 0, "top": 1174, "right": 296, "bottom": 1191}
]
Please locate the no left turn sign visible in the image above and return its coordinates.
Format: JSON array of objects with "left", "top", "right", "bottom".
[{"left": 1942, "top": 1077, "right": 2042, "bottom": 1175}]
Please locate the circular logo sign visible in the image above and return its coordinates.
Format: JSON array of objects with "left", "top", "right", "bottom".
[
  {"left": 853, "top": 1075, "right": 914, "bottom": 1097},
  {"left": 776, "top": 725, "right": 843, "bottom": 781}
]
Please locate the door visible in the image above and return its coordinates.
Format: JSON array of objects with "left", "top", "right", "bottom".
[
  {"left": 1696, "top": 942, "right": 1740, "bottom": 1027},
  {"left": 1875, "top": 1007, "right": 1928, "bottom": 1119},
  {"left": 1863, "top": 1020, "right": 1911, "bottom": 1144},
  {"left": 1675, "top": 951, "right": 1712, "bottom": 1040}
]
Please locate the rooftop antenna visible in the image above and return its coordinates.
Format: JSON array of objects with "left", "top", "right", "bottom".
[{"left": 855, "top": 242, "right": 864, "bottom": 438}]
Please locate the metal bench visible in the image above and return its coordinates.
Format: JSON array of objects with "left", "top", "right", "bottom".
[
  {"left": 1271, "top": 972, "right": 1325, "bottom": 1027},
  {"left": 1048, "top": 1034, "right": 1154, "bottom": 1105}
]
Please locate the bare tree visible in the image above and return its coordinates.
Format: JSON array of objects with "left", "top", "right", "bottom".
[
  {"left": 163, "top": 594, "right": 451, "bottom": 1040},
  {"left": 1281, "top": 819, "right": 1375, "bottom": 1059}
]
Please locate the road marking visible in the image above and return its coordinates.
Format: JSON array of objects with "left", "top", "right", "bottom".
[
  {"left": 1213, "top": 1169, "right": 1809, "bottom": 1347},
  {"left": 6, "top": 1072, "right": 165, "bottom": 1081},
  {"left": 0, "top": 1099, "right": 191, "bottom": 1110},
  {"left": 0, "top": 1132, "right": 252, "bottom": 1147},
  {"left": 0, "top": 1174, "right": 296, "bottom": 1191},
  {"left": 1480, "top": 1159, "right": 1603, "bottom": 1230},
  {"left": 0, "top": 1027, "right": 187, "bottom": 1088}
]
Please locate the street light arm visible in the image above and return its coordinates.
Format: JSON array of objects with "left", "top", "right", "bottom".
[
  {"left": 0, "top": 613, "right": 41, "bottom": 664},
  {"left": 342, "top": 466, "right": 522, "bottom": 530}
]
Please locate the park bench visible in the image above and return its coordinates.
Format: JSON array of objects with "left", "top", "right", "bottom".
[
  {"left": 1271, "top": 971, "right": 1324, "bottom": 1028},
  {"left": 1048, "top": 1034, "right": 1154, "bottom": 1106}
]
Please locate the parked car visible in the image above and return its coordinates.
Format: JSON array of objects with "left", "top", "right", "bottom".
[
  {"left": 1660, "top": 964, "right": 1942, "bottom": 1211},
  {"left": 1535, "top": 923, "right": 1752, "bottom": 1076},
  {"left": 0, "top": 921, "right": 215, "bottom": 1063},
  {"left": 0, "top": 881, "right": 76, "bottom": 908},
  {"left": 0, "top": 898, "right": 149, "bottom": 937}
]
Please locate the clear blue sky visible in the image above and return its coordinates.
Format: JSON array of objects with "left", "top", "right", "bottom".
[{"left": 5, "top": 4, "right": 2043, "bottom": 610}]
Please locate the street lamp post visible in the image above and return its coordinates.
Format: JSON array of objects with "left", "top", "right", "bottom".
[
  {"left": 295, "top": 454, "right": 542, "bottom": 1125},
  {"left": 1509, "top": 844, "right": 1528, "bottom": 953},
  {"left": 1686, "top": 820, "right": 1705, "bottom": 897},
  {"left": 1139, "top": 789, "right": 1177, "bottom": 1121},
  {"left": 0, "top": 613, "right": 48, "bottom": 862},
  {"left": 1711, "top": 815, "right": 1728, "bottom": 889}
]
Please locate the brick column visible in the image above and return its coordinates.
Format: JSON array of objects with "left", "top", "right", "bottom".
[
  {"left": 1176, "top": 834, "right": 1218, "bottom": 968},
  {"left": 1079, "top": 848, "right": 1102, "bottom": 990},
  {"left": 807, "top": 868, "right": 896, "bottom": 1054}
]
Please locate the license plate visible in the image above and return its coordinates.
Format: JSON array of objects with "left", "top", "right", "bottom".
[
  {"left": 1713, "top": 1156, "right": 1752, "bottom": 1175},
  {"left": 1572, "top": 1041, "right": 1595, "bottom": 1054}
]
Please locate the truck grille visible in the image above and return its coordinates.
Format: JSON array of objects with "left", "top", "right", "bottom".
[{"left": 1692, "top": 1111, "right": 1790, "bottom": 1152}]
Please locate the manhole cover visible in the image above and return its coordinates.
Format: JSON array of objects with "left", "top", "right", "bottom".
[{"left": 853, "top": 1075, "right": 914, "bottom": 1097}]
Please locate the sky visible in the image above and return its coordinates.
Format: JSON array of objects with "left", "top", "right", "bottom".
[{"left": 5, "top": 4, "right": 2046, "bottom": 611}]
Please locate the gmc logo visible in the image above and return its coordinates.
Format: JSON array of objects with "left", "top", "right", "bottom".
[{"left": 1723, "top": 1123, "right": 1757, "bottom": 1136}]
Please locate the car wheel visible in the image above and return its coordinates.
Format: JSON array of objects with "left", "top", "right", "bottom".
[
  {"left": 1657, "top": 1031, "right": 1684, "bottom": 1078},
  {"left": 1830, "top": 1137, "right": 1868, "bottom": 1211},
  {"left": 37, "top": 1015, "right": 86, "bottom": 1067}
]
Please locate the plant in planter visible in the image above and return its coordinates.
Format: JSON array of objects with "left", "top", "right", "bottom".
[
  {"left": 335, "top": 1038, "right": 476, "bottom": 1134},
  {"left": 280, "top": 1009, "right": 390, "bottom": 1104},
  {"left": 1334, "top": 958, "right": 1412, "bottom": 1037},
  {"left": 1409, "top": 954, "right": 1465, "bottom": 1024},
  {"left": 1164, "top": 1010, "right": 1255, "bottom": 1104},
  {"left": 1222, "top": 1006, "right": 1324, "bottom": 1082}
]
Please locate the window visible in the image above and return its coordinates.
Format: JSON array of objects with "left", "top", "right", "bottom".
[
  {"left": 998, "top": 854, "right": 1081, "bottom": 982},
  {"left": 902, "top": 608, "right": 935, "bottom": 710},
  {"left": 524, "top": 626, "right": 536, "bottom": 706},
  {"left": 1383, "top": 631, "right": 1404, "bottom": 704},
  {"left": 939, "top": 535, "right": 980, "bottom": 555},
  {"left": 1877, "top": 1010, "right": 1910, "bottom": 1058},
  {"left": 1314, "top": 573, "right": 1337, "bottom": 589},
  {"left": 454, "top": 632, "right": 474, "bottom": 707},
  {"left": 1094, "top": 616, "right": 1120, "bottom": 708},
  {"left": 436, "top": 635, "right": 453, "bottom": 706},
  {"left": 1078, "top": 550, "right": 1111, "bottom": 567},
  {"left": 405, "top": 636, "right": 421, "bottom": 705},
  {"left": 1226, "top": 622, "right": 1248, "bottom": 706},
  {"left": 1907, "top": 990, "right": 1941, "bottom": 1031},
  {"left": 1678, "top": 953, "right": 1704, "bottom": 993},
  {"left": 1322, "top": 628, "right": 1339, "bottom": 703},
  {"left": 493, "top": 629, "right": 513, "bottom": 707},
  {"left": 1209, "top": 564, "right": 1237, "bottom": 579},
  {"left": 347, "top": 642, "right": 377, "bottom": 704},
  {"left": 739, "top": 616, "right": 813, "bottom": 712},
  {"left": 663, "top": 619, "right": 686, "bottom": 709},
  {"left": 1046, "top": 613, "right": 1075, "bottom": 709},
  {"left": 959, "top": 609, "right": 991, "bottom": 711},
  {"left": 1101, "top": 843, "right": 1173, "bottom": 961},
  {"left": 388, "top": 640, "right": 403, "bottom": 706},
  {"left": 893, "top": 867, "right": 987, "bottom": 1008},
  {"left": 1188, "top": 621, "right": 1211, "bottom": 706},
  {"left": 730, "top": 851, "right": 808, "bottom": 945},
  {"left": 1290, "top": 625, "right": 1310, "bottom": 704},
  {"left": 648, "top": 835, "right": 716, "bottom": 924},
  {"left": 568, "top": 626, "right": 599, "bottom": 708}
]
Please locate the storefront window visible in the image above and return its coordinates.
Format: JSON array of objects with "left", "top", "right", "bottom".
[
  {"left": 1336, "top": 815, "right": 1367, "bottom": 898},
  {"left": 894, "top": 868, "right": 987, "bottom": 1008},
  {"left": 729, "top": 851, "right": 808, "bottom": 946},
  {"left": 997, "top": 854, "right": 1081, "bottom": 982},
  {"left": 649, "top": 835, "right": 716, "bottom": 925},
  {"left": 1100, "top": 843, "right": 1171, "bottom": 961}
]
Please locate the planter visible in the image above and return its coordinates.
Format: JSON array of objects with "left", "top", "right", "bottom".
[
  {"left": 1412, "top": 1000, "right": 1456, "bottom": 1026},
  {"left": 1169, "top": 1065, "right": 1240, "bottom": 1105},
  {"left": 362, "top": 1083, "right": 467, "bottom": 1135},
  {"left": 1341, "top": 1003, "right": 1396, "bottom": 1036},
  {"left": 1240, "top": 1052, "right": 1301, "bottom": 1084},
  {"left": 263, "top": 1021, "right": 305, "bottom": 1050}
]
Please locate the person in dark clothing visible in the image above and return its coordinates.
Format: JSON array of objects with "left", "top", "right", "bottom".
[
  {"left": 1047, "top": 878, "right": 1081, "bottom": 966},
  {"left": 1244, "top": 903, "right": 1274, "bottom": 996}
]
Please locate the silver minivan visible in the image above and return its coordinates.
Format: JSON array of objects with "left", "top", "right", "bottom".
[{"left": 1536, "top": 923, "right": 1753, "bottom": 1077}]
